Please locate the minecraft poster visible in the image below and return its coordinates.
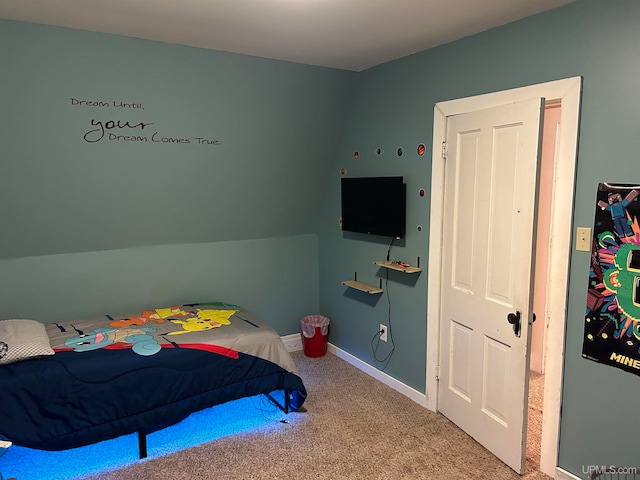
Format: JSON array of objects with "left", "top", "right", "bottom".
[{"left": 583, "top": 183, "right": 640, "bottom": 376}]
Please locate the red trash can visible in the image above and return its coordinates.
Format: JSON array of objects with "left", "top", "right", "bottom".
[{"left": 300, "top": 315, "right": 330, "bottom": 357}]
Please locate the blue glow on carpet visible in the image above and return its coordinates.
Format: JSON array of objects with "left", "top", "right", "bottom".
[{"left": 1, "top": 394, "right": 300, "bottom": 480}]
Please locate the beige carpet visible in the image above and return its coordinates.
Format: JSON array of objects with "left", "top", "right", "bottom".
[
  {"left": 86, "top": 352, "right": 552, "bottom": 480},
  {"left": 527, "top": 371, "right": 545, "bottom": 469}
]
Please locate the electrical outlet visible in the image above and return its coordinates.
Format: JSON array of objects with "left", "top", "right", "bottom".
[{"left": 380, "top": 324, "right": 388, "bottom": 342}]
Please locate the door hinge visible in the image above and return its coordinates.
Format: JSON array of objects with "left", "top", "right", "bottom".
[
  {"left": 441, "top": 141, "right": 447, "bottom": 160},
  {"left": 435, "top": 365, "right": 440, "bottom": 381}
]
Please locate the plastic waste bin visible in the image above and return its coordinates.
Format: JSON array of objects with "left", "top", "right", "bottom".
[{"left": 300, "top": 315, "right": 330, "bottom": 357}]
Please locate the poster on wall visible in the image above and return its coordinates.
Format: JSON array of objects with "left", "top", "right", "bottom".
[{"left": 583, "top": 182, "right": 640, "bottom": 376}]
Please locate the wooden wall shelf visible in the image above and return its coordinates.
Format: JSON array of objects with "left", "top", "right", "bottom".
[
  {"left": 341, "top": 280, "right": 383, "bottom": 294},
  {"left": 374, "top": 260, "right": 422, "bottom": 274}
]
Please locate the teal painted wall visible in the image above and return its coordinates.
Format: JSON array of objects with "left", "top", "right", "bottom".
[
  {"left": 0, "top": 236, "right": 319, "bottom": 328},
  {"left": 318, "top": 0, "right": 640, "bottom": 476},
  {"left": 0, "top": 19, "right": 355, "bottom": 333}
]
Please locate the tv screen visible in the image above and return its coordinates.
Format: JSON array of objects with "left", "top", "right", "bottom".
[{"left": 341, "top": 176, "right": 406, "bottom": 239}]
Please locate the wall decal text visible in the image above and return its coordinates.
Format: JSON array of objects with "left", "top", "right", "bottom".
[
  {"left": 71, "top": 98, "right": 144, "bottom": 109},
  {"left": 70, "top": 97, "right": 221, "bottom": 146}
]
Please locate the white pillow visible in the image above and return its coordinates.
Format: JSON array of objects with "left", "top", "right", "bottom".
[{"left": 0, "top": 319, "right": 55, "bottom": 365}]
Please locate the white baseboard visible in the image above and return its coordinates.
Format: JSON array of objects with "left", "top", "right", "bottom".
[
  {"left": 281, "top": 333, "right": 303, "bottom": 352},
  {"left": 556, "top": 468, "right": 581, "bottom": 480},
  {"left": 327, "top": 343, "right": 429, "bottom": 408}
]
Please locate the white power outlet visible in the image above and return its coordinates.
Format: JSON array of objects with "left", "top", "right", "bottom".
[{"left": 380, "top": 324, "right": 388, "bottom": 342}]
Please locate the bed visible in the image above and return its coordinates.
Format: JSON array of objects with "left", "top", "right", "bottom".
[{"left": 0, "top": 302, "right": 307, "bottom": 458}]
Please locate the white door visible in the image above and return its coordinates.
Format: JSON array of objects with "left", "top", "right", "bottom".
[{"left": 438, "top": 98, "right": 544, "bottom": 473}]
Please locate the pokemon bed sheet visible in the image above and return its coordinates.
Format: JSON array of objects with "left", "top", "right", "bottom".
[{"left": 0, "top": 302, "right": 307, "bottom": 451}]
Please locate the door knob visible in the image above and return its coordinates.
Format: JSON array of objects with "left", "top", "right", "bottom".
[{"left": 507, "top": 310, "right": 521, "bottom": 337}]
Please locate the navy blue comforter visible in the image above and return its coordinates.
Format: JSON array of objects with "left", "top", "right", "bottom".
[{"left": 0, "top": 303, "right": 306, "bottom": 450}]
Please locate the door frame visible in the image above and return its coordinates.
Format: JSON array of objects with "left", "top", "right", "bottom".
[{"left": 426, "top": 76, "right": 582, "bottom": 477}]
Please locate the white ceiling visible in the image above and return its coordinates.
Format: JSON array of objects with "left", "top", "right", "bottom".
[{"left": 0, "top": 0, "right": 574, "bottom": 71}]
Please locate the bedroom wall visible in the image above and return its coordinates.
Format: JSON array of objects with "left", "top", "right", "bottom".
[
  {"left": 317, "top": 0, "right": 640, "bottom": 476},
  {"left": 0, "top": 19, "right": 355, "bottom": 332}
]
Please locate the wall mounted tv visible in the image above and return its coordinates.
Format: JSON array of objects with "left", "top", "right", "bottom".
[{"left": 341, "top": 176, "right": 406, "bottom": 239}]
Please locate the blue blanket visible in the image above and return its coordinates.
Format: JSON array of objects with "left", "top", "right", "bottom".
[{"left": 0, "top": 303, "right": 306, "bottom": 450}]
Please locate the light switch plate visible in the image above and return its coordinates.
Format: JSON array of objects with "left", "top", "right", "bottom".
[{"left": 576, "top": 227, "right": 591, "bottom": 251}]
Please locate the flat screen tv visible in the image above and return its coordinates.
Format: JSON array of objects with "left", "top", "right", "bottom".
[{"left": 341, "top": 176, "right": 406, "bottom": 239}]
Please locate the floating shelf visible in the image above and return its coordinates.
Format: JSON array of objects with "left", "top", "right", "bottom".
[
  {"left": 341, "top": 280, "right": 383, "bottom": 294},
  {"left": 374, "top": 260, "right": 422, "bottom": 274}
]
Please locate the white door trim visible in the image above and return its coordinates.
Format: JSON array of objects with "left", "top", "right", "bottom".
[{"left": 426, "top": 76, "right": 582, "bottom": 477}]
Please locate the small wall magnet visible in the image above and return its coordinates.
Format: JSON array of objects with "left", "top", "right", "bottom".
[
  {"left": 375, "top": 147, "right": 384, "bottom": 155},
  {"left": 397, "top": 147, "right": 404, "bottom": 157},
  {"left": 417, "top": 144, "right": 426, "bottom": 156},
  {"left": 419, "top": 188, "right": 426, "bottom": 197},
  {"left": 353, "top": 151, "right": 359, "bottom": 159},
  {"left": 340, "top": 168, "right": 347, "bottom": 175}
]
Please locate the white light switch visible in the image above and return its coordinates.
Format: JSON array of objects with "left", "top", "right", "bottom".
[{"left": 576, "top": 227, "right": 591, "bottom": 252}]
